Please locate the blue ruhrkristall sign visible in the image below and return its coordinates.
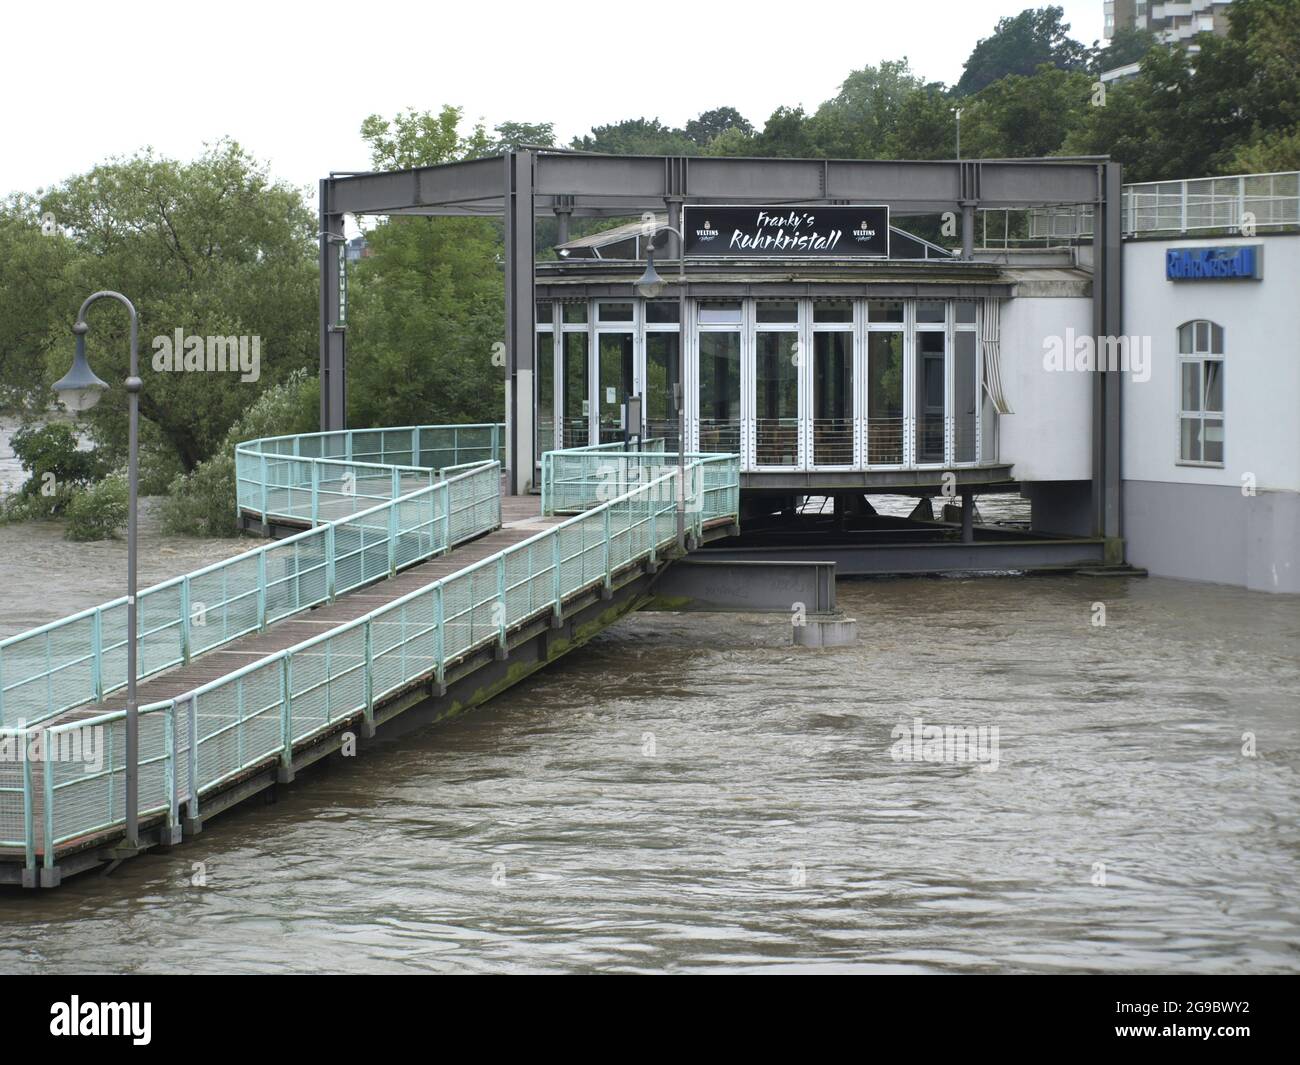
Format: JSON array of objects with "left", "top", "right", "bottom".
[{"left": 1166, "top": 245, "right": 1263, "bottom": 280}]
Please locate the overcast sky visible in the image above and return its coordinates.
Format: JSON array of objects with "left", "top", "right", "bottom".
[{"left": 2, "top": 0, "right": 1104, "bottom": 203}]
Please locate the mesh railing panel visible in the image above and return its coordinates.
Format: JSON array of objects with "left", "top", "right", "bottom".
[{"left": 14, "top": 435, "right": 737, "bottom": 869}]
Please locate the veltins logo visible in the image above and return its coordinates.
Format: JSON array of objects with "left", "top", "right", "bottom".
[
  {"left": 694, "top": 219, "right": 719, "bottom": 243},
  {"left": 852, "top": 219, "right": 877, "bottom": 242}
]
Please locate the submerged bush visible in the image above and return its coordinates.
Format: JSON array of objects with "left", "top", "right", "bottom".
[
  {"left": 6, "top": 422, "right": 106, "bottom": 518},
  {"left": 64, "top": 475, "right": 128, "bottom": 541}
]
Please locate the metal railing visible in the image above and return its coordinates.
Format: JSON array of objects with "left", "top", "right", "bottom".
[
  {"left": 0, "top": 427, "right": 502, "bottom": 732},
  {"left": 540, "top": 443, "right": 739, "bottom": 524},
  {"left": 980, "top": 172, "right": 1300, "bottom": 246},
  {"left": 1, "top": 426, "right": 742, "bottom": 875}
]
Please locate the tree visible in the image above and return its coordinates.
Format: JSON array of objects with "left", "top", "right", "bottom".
[
  {"left": 1066, "top": 0, "right": 1299, "bottom": 182},
  {"left": 962, "top": 64, "right": 1094, "bottom": 159},
  {"left": 684, "top": 107, "right": 754, "bottom": 147},
  {"left": 346, "top": 108, "right": 506, "bottom": 432},
  {"left": 1090, "top": 27, "right": 1160, "bottom": 73},
  {"left": 38, "top": 142, "right": 317, "bottom": 472},
  {"left": 0, "top": 195, "right": 79, "bottom": 410},
  {"left": 807, "top": 60, "right": 930, "bottom": 158},
  {"left": 570, "top": 117, "right": 696, "bottom": 155},
  {"left": 955, "top": 6, "right": 1090, "bottom": 96},
  {"left": 752, "top": 106, "right": 818, "bottom": 157}
]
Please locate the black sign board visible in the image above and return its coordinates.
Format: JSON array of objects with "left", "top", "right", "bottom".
[{"left": 682, "top": 204, "right": 889, "bottom": 258}]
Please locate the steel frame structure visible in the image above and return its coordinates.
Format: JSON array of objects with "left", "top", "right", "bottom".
[{"left": 318, "top": 151, "right": 1123, "bottom": 539}]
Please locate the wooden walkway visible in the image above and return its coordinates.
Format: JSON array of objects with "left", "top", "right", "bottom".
[{"left": 45, "top": 490, "right": 559, "bottom": 729}]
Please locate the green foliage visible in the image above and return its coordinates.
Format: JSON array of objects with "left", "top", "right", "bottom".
[
  {"left": 344, "top": 109, "right": 506, "bottom": 433},
  {"left": 1091, "top": 27, "right": 1160, "bottom": 73},
  {"left": 571, "top": 117, "right": 698, "bottom": 156},
  {"left": 962, "top": 65, "right": 1095, "bottom": 158},
  {"left": 0, "top": 195, "right": 80, "bottom": 410},
  {"left": 955, "top": 5, "right": 1091, "bottom": 96},
  {"left": 808, "top": 60, "right": 932, "bottom": 158},
  {"left": 37, "top": 141, "right": 317, "bottom": 472},
  {"left": 64, "top": 475, "right": 128, "bottom": 541},
  {"left": 1067, "top": 0, "right": 1300, "bottom": 181},
  {"left": 10, "top": 422, "right": 103, "bottom": 499},
  {"left": 161, "top": 371, "right": 318, "bottom": 537},
  {"left": 685, "top": 108, "right": 754, "bottom": 147}
]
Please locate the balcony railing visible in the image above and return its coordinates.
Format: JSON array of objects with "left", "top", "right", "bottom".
[{"left": 978, "top": 171, "right": 1300, "bottom": 246}]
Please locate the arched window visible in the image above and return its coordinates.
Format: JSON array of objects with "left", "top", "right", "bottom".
[{"left": 1177, "top": 320, "right": 1224, "bottom": 466}]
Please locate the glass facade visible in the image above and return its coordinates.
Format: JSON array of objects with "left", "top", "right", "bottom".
[{"left": 535, "top": 296, "right": 988, "bottom": 471}]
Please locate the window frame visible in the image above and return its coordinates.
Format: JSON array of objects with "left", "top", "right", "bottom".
[{"left": 1175, "top": 319, "right": 1225, "bottom": 469}]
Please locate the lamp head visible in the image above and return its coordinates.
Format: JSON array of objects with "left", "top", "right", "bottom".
[
  {"left": 635, "top": 253, "right": 666, "bottom": 299},
  {"left": 52, "top": 322, "right": 109, "bottom": 413}
]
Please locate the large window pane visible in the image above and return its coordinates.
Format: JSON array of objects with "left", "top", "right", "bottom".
[
  {"left": 954, "top": 331, "right": 978, "bottom": 463},
  {"left": 563, "top": 331, "right": 589, "bottom": 447},
  {"left": 756, "top": 301, "right": 798, "bottom": 324},
  {"left": 536, "top": 332, "right": 555, "bottom": 457},
  {"left": 756, "top": 331, "right": 799, "bottom": 465},
  {"left": 1181, "top": 362, "right": 1201, "bottom": 412},
  {"left": 1203, "top": 419, "right": 1224, "bottom": 464},
  {"left": 699, "top": 332, "right": 741, "bottom": 452},
  {"left": 1180, "top": 417, "right": 1202, "bottom": 462},
  {"left": 699, "top": 300, "right": 742, "bottom": 324},
  {"left": 597, "top": 332, "right": 634, "bottom": 442},
  {"left": 867, "top": 333, "right": 903, "bottom": 464},
  {"left": 869, "top": 300, "right": 905, "bottom": 323},
  {"left": 645, "top": 332, "right": 680, "bottom": 450},
  {"left": 914, "top": 331, "right": 946, "bottom": 463},
  {"left": 813, "top": 332, "right": 853, "bottom": 465}
]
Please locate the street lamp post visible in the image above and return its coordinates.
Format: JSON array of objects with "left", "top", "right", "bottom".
[
  {"left": 635, "top": 230, "right": 688, "bottom": 552},
  {"left": 52, "top": 291, "right": 142, "bottom": 850}
]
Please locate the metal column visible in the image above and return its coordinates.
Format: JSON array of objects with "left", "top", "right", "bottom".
[
  {"left": 1091, "top": 162, "right": 1123, "bottom": 543},
  {"left": 319, "top": 178, "right": 347, "bottom": 432},
  {"left": 504, "top": 151, "right": 536, "bottom": 495}
]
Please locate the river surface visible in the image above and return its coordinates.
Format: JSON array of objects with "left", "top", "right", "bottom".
[{"left": 1, "top": 546, "right": 1297, "bottom": 972}]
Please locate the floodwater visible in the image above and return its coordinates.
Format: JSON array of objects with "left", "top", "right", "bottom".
[
  {"left": 1, "top": 550, "right": 1297, "bottom": 972},
  {"left": 0, "top": 417, "right": 250, "bottom": 639}
]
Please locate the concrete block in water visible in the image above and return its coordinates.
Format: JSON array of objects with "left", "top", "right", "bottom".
[{"left": 793, "top": 615, "right": 858, "bottom": 648}]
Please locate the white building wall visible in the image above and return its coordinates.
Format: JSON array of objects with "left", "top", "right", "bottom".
[
  {"left": 997, "top": 295, "right": 1094, "bottom": 482},
  {"left": 1121, "top": 232, "right": 1300, "bottom": 592},
  {"left": 1122, "top": 234, "right": 1300, "bottom": 493}
]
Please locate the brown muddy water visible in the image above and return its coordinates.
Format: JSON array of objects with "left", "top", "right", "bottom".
[
  {"left": 2, "top": 418, "right": 1298, "bottom": 973},
  {"left": 1, "top": 539, "right": 1297, "bottom": 972}
]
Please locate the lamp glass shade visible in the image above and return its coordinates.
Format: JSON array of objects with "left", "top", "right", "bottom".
[
  {"left": 53, "top": 336, "right": 109, "bottom": 412},
  {"left": 635, "top": 259, "right": 666, "bottom": 299}
]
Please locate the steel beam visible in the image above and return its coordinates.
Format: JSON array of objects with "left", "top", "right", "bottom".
[
  {"left": 1091, "top": 162, "right": 1123, "bottom": 541},
  {"left": 504, "top": 151, "right": 536, "bottom": 494},
  {"left": 319, "top": 180, "right": 346, "bottom": 431},
  {"left": 326, "top": 153, "right": 1110, "bottom": 219}
]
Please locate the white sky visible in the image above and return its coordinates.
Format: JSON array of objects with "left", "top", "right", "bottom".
[{"left": 1, "top": 0, "right": 1104, "bottom": 204}]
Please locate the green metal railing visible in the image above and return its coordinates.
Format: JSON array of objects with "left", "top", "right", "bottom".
[
  {"left": 541, "top": 443, "right": 739, "bottom": 524},
  {"left": 0, "top": 426, "right": 503, "bottom": 732},
  {"left": 1, "top": 423, "right": 740, "bottom": 877}
]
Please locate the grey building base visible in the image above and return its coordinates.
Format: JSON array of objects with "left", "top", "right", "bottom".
[
  {"left": 643, "top": 559, "right": 836, "bottom": 613},
  {"left": 1022, "top": 480, "right": 1095, "bottom": 538},
  {"left": 1124, "top": 480, "right": 1300, "bottom": 593},
  {"left": 793, "top": 616, "right": 858, "bottom": 648}
]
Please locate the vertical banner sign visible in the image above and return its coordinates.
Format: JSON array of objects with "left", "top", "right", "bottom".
[
  {"left": 336, "top": 241, "right": 348, "bottom": 327},
  {"left": 683, "top": 204, "right": 890, "bottom": 258}
]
